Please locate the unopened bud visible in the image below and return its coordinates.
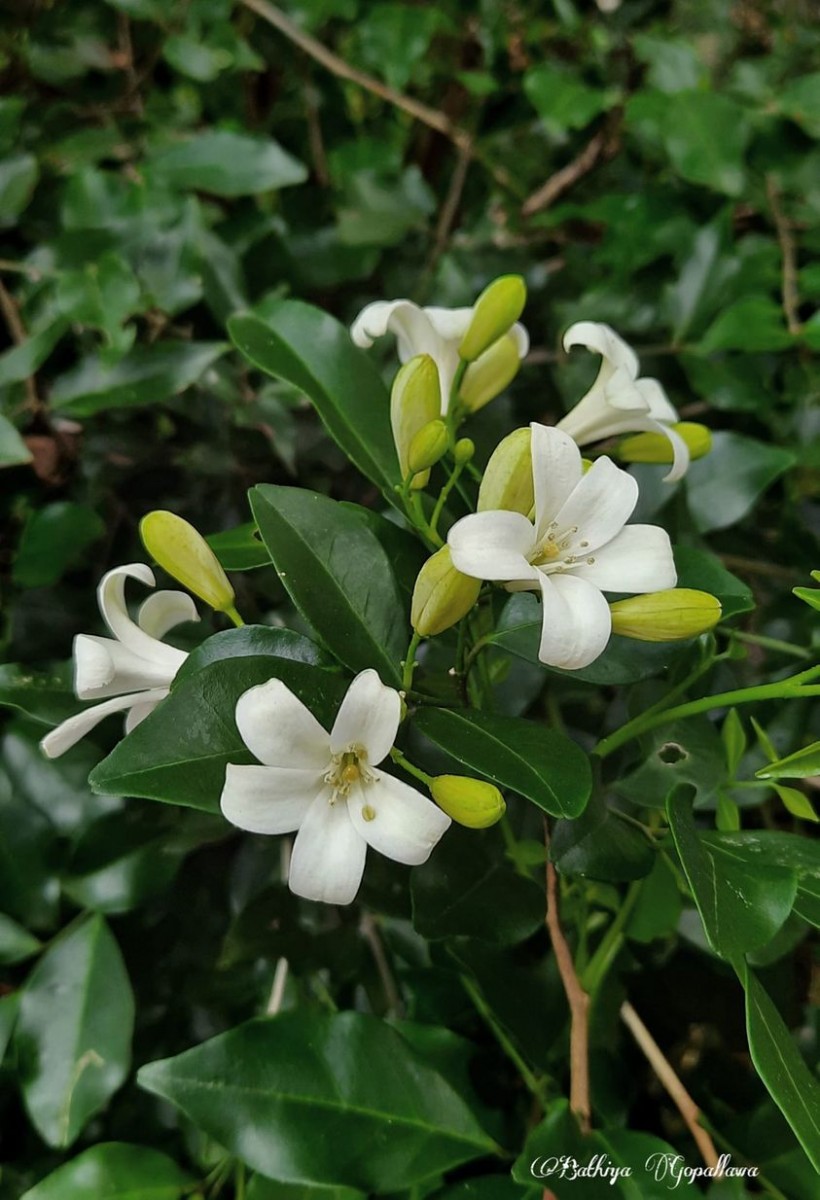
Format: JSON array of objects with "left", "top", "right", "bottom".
[
  {"left": 408, "top": 419, "right": 449, "bottom": 474},
  {"left": 460, "top": 333, "right": 521, "bottom": 412},
  {"left": 459, "top": 275, "right": 527, "bottom": 362},
  {"left": 391, "top": 355, "right": 441, "bottom": 488},
  {"left": 478, "top": 428, "right": 534, "bottom": 515},
  {"left": 140, "top": 511, "right": 236, "bottom": 614},
  {"left": 454, "top": 437, "right": 475, "bottom": 465},
  {"left": 411, "top": 545, "right": 481, "bottom": 636},
  {"left": 431, "top": 775, "right": 506, "bottom": 828},
  {"left": 610, "top": 589, "right": 722, "bottom": 642},
  {"left": 617, "top": 423, "right": 712, "bottom": 466}
]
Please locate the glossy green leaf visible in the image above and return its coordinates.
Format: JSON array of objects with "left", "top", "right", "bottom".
[
  {"left": 0, "top": 412, "right": 32, "bottom": 467},
  {"left": 702, "top": 830, "right": 820, "bottom": 930},
  {"left": 0, "top": 991, "right": 19, "bottom": 1066},
  {"left": 174, "top": 624, "right": 331, "bottom": 683},
  {"left": 0, "top": 663, "right": 79, "bottom": 727},
  {"left": 13, "top": 502, "right": 105, "bottom": 588},
  {"left": 50, "top": 341, "right": 228, "bottom": 416},
  {"left": 20, "top": 1143, "right": 192, "bottom": 1199},
  {"left": 248, "top": 1177, "right": 364, "bottom": 1200},
  {"left": 0, "top": 153, "right": 38, "bottom": 224},
  {"left": 686, "top": 432, "right": 796, "bottom": 533},
  {"left": 524, "top": 63, "right": 617, "bottom": 132},
  {"left": 250, "top": 485, "right": 407, "bottom": 685},
  {"left": 0, "top": 911, "right": 42, "bottom": 964},
  {"left": 552, "top": 792, "right": 656, "bottom": 882},
  {"left": 229, "top": 304, "right": 400, "bottom": 499},
  {"left": 414, "top": 707, "right": 591, "bottom": 819},
  {"left": 755, "top": 740, "right": 820, "bottom": 780},
  {"left": 0, "top": 318, "right": 69, "bottom": 388},
  {"left": 667, "top": 789, "right": 797, "bottom": 958},
  {"left": 698, "top": 296, "right": 792, "bottom": 353},
  {"left": 626, "top": 854, "right": 684, "bottom": 942},
  {"left": 207, "top": 521, "right": 270, "bottom": 570},
  {"left": 740, "top": 961, "right": 820, "bottom": 1172},
  {"left": 673, "top": 545, "right": 754, "bottom": 619},
  {"left": 149, "top": 131, "right": 308, "bottom": 196},
  {"left": 411, "top": 825, "right": 544, "bottom": 944},
  {"left": 90, "top": 654, "right": 346, "bottom": 809},
  {"left": 14, "top": 914, "right": 134, "bottom": 1147},
  {"left": 138, "top": 1012, "right": 498, "bottom": 1191},
  {"left": 628, "top": 90, "right": 750, "bottom": 195}
]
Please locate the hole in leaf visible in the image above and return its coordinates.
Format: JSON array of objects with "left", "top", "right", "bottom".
[{"left": 658, "top": 741, "right": 688, "bottom": 765}]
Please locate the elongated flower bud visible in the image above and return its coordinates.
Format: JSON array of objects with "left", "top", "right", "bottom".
[
  {"left": 610, "top": 589, "right": 721, "bottom": 642},
  {"left": 431, "top": 775, "right": 506, "bottom": 828},
  {"left": 459, "top": 275, "right": 526, "bottom": 362},
  {"left": 460, "top": 334, "right": 521, "bottom": 412},
  {"left": 408, "top": 419, "right": 448, "bottom": 473},
  {"left": 477, "top": 427, "right": 534, "bottom": 515},
  {"left": 140, "top": 511, "right": 236, "bottom": 614},
  {"left": 391, "top": 354, "right": 441, "bottom": 488},
  {"left": 411, "top": 545, "right": 481, "bottom": 636},
  {"left": 617, "top": 423, "right": 712, "bottom": 465}
]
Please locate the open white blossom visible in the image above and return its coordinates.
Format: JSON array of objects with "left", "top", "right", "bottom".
[
  {"left": 558, "top": 322, "right": 688, "bottom": 482},
  {"left": 351, "top": 299, "right": 529, "bottom": 411},
  {"left": 220, "top": 669, "right": 451, "bottom": 905},
  {"left": 40, "top": 564, "right": 197, "bottom": 759},
  {"left": 448, "top": 424, "right": 677, "bottom": 670}
]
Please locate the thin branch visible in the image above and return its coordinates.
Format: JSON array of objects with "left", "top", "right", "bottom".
[
  {"left": 360, "top": 911, "right": 404, "bottom": 1017},
  {"left": 522, "top": 111, "right": 621, "bottom": 218},
  {"left": 719, "top": 554, "right": 801, "bottom": 583},
  {"left": 303, "top": 77, "right": 330, "bottom": 187},
  {"left": 0, "top": 277, "right": 42, "bottom": 414},
  {"left": 544, "top": 824, "right": 591, "bottom": 1133},
  {"left": 620, "top": 1001, "right": 721, "bottom": 1172},
  {"left": 765, "top": 174, "right": 802, "bottom": 336},
  {"left": 420, "top": 139, "right": 473, "bottom": 290},
  {"left": 266, "top": 957, "right": 289, "bottom": 1015}
]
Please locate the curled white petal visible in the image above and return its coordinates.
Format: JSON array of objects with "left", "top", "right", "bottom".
[
  {"left": 40, "top": 688, "right": 168, "bottom": 759},
  {"left": 563, "top": 321, "right": 639, "bottom": 380},
  {"left": 138, "top": 590, "right": 199, "bottom": 640},
  {"left": 348, "top": 774, "right": 450, "bottom": 865},
  {"left": 235, "top": 678, "right": 329, "bottom": 769},
  {"left": 74, "top": 634, "right": 180, "bottom": 700},
  {"left": 97, "top": 565, "right": 188, "bottom": 672},
  {"left": 330, "top": 669, "right": 401, "bottom": 766},
  {"left": 288, "top": 789, "right": 367, "bottom": 906}
]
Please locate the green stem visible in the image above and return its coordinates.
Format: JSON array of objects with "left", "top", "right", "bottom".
[
  {"left": 430, "top": 458, "right": 466, "bottom": 537},
  {"left": 596, "top": 681, "right": 820, "bottom": 760},
  {"left": 582, "top": 880, "right": 641, "bottom": 995},
  {"left": 727, "top": 629, "right": 811, "bottom": 659},
  {"left": 461, "top": 974, "right": 551, "bottom": 1108},
  {"left": 234, "top": 1162, "right": 246, "bottom": 1200},
  {"left": 390, "top": 746, "right": 434, "bottom": 787},
  {"left": 402, "top": 630, "right": 423, "bottom": 692},
  {"left": 224, "top": 604, "right": 245, "bottom": 628},
  {"left": 408, "top": 491, "right": 443, "bottom": 548}
]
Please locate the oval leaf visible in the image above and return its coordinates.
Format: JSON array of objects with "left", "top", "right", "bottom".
[{"left": 20, "top": 1143, "right": 191, "bottom": 1200}]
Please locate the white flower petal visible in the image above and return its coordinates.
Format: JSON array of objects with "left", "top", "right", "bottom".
[
  {"left": 287, "top": 790, "right": 367, "bottom": 906},
  {"left": 510, "top": 322, "right": 530, "bottom": 358},
  {"left": 635, "top": 378, "right": 678, "bottom": 424},
  {"left": 563, "top": 321, "right": 639, "bottom": 381},
  {"left": 448, "top": 511, "right": 538, "bottom": 583},
  {"left": 530, "top": 424, "right": 583, "bottom": 539},
  {"left": 235, "top": 678, "right": 330, "bottom": 769},
  {"left": 124, "top": 695, "right": 166, "bottom": 733},
  {"left": 348, "top": 774, "right": 450, "bottom": 866},
  {"left": 422, "top": 306, "right": 475, "bottom": 342},
  {"left": 571, "top": 525, "right": 677, "bottom": 593},
  {"left": 138, "top": 590, "right": 199, "bottom": 640},
  {"left": 220, "top": 764, "right": 321, "bottom": 834},
  {"left": 74, "top": 634, "right": 178, "bottom": 700},
  {"left": 39, "top": 688, "right": 168, "bottom": 759},
  {"left": 330, "top": 670, "right": 401, "bottom": 766},
  {"left": 552, "top": 456, "right": 637, "bottom": 552},
  {"left": 97, "top": 564, "right": 188, "bottom": 672},
  {"left": 537, "top": 574, "right": 612, "bottom": 670}
]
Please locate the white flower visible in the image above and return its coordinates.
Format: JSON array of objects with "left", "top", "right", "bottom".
[
  {"left": 351, "top": 300, "right": 529, "bottom": 412},
  {"left": 220, "top": 669, "right": 451, "bottom": 906},
  {"left": 558, "top": 322, "right": 688, "bottom": 482},
  {"left": 40, "top": 564, "right": 197, "bottom": 759},
  {"left": 448, "top": 424, "right": 677, "bottom": 670}
]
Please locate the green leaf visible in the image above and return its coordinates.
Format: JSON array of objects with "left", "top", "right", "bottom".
[
  {"left": 20, "top": 1143, "right": 192, "bottom": 1199},
  {"left": 673, "top": 546, "right": 754, "bottom": 619},
  {"left": 413, "top": 707, "right": 592, "bottom": 819},
  {"left": 685, "top": 432, "right": 796, "bottom": 533},
  {"left": 90, "top": 655, "right": 346, "bottom": 809},
  {"left": 248, "top": 1177, "right": 364, "bottom": 1200},
  {"left": 207, "top": 521, "right": 270, "bottom": 570},
  {"left": 0, "top": 662, "right": 80, "bottom": 727},
  {"left": 163, "top": 35, "right": 233, "bottom": 82},
  {"left": 627, "top": 854, "right": 683, "bottom": 942},
  {"left": 149, "top": 131, "right": 307, "bottom": 196},
  {"left": 722, "top": 709, "right": 747, "bottom": 776},
  {"left": 138, "top": 1012, "right": 498, "bottom": 1191},
  {"left": 352, "top": 5, "right": 445, "bottom": 90},
  {"left": 773, "top": 783, "right": 818, "bottom": 823},
  {"left": 778, "top": 72, "right": 820, "bottom": 138},
  {"left": 229, "top": 304, "right": 400, "bottom": 499},
  {"left": 0, "top": 153, "right": 39, "bottom": 225},
  {"left": 0, "top": 412, "right": 32, "bottom": 467},
  {"left": 628, "top": 90, "right": 751, "bottom": 195},
  {"left": 698, "top": 296, "right": 793, "bottom": 353},
  {"left": 55, "top": 252, "right": 142, "bottom": 349},
  {"left": 667, "top": 788, "right": 797, "bottom": 958},
  {"left": 250, "top": 486, "right": 407, "bottom": 685},
  {"left": 175, "top": 625, "right": 332, "bottom": 683},
  {"left": 740, "top": 960, "right": 820, "bottom": 1172},
  {"left": 0, "top": 911, "right": 42, "bottom": 964},
  {"left": 0, "top": 992, "right": 19, "bottom": 1066},
  {"left": 524, "top": 63, "right": 618, "bottom": 133},
  {"left": 13, "top": 502, "right": 105, "bottom": 588},
  {"left": 755, "top": 741, "right": 820, "bottom": 780},
  {"left": 0, "top": 318, "right": 69, "bottom": 388},
  {"left": 14, "top": 914, "right": 134, "bottom": 1147},
  {"left": 552, "top": 792, "right": 655, "bottom": 882},
  {"left": 50, "top": 341, "right": 228, "bottom": 417},
  {"left": 411, "top": 825, "right": 544, "bottom": 944}
]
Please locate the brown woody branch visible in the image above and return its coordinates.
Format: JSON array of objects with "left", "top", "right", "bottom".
[
  {"left": 765, "top": 174, "right": 802, "bottom": 336},
  {"left": 522, "top": 111, "right": 622, "bottom": 219}
]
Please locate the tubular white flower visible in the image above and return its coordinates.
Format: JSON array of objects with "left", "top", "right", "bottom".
[
  {"left": 351, "top": 299, "right": 529, "bottom": 413},
  {"left": 448, "top": 424, "right": 677, "bottom": 670},
  {"left": 40, "top": 564, "right": 197, "bottom": 759},
  {"left": 558, "top": 322, "right": 689, "bottom": 482},
  {"left": 220, "top": 669, "right": 451, "bottom": 906}
]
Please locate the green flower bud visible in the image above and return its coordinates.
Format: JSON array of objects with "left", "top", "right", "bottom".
[
  {"left": 617, "top": 422, "right": 712, "bottom": 466},
  {"left": 411, "top": 545, "right": 481, "bottom": 636},
  {"left": 460, "top": 333, "right": 521, "bottom": 412},
  {"left": 459, "top": 275, "right": 527, "bottom": 362},
  {"left": 391, "top": 354, "right": 441, "bottom": 488},
  {"left": 478, "top": 427, "right": 534, "bottom": 515},
  {"left": 431, "top": 775, "right": 506, "bottom": 828},
  {"left": 610, "top": 589, "right": 722, "bottom": 642},
  {"left": 140, "top": 510, "right": 236, "bottom": 614},
  {"left": 408, "top": 419, "right": 449, "bottom": 474},
  {"left": 454, "top": 437, "right": 475, "bottom": 465}
]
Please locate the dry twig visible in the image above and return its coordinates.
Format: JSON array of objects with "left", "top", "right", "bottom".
[
  {"left": 0, "top": 277, "right": 41, "bottom": 414},
  {"left": 522, "top": 111, "right": 622, "bottom": 218},
  {"left": 765, "top": 174, "right": 802, "bottom": 336}
]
